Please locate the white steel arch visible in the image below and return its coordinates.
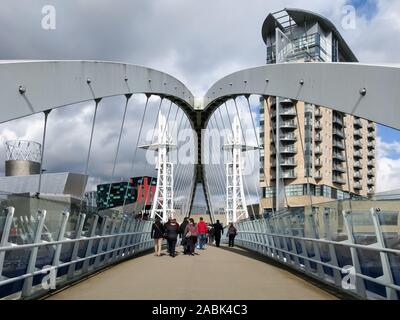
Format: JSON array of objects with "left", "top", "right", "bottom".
[{"left": 203, "top": 62, "right": 400, "bottom": 130}]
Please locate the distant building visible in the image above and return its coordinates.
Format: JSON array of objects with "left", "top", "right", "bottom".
[
  {"left": 259, "top": 9, "right": 376, "bottom": 214},
  {"left": 96, "top": 176, "right": 156, "bottom": 211}
]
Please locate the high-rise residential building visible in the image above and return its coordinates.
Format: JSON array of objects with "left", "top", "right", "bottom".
[{"left": 259, "top": 9, "right": 376, "bottom": 214}]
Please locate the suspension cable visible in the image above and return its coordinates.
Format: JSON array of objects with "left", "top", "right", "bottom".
[
  {"left": 36, "top": 109, "right": 52, "bottom": 198},
  {"left": 341, "top": 114, "right": 353, "bottom": 211},
  {"left": 294, "top": 102, "right": 313, "bottom": 209},
  {"left": 79, "top": 98, "right": 101, "bottom": 212},
  {"left": 121, "top": 95, "right": 151, "bottom": 213},
  {"left": 105, "top": 94, "right": 132, "bottom": 208}
]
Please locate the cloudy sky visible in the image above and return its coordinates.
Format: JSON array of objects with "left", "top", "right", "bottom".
[{"left": 0, "top": 0, "right": 400, "bottom": 211}]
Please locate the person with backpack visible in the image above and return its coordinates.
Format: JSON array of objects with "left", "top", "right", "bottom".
[
  {"left": 184, "top": 218, "right": 198, "bottom": 255},
  {"left": 227, "top": 223, "right": 237, "bottom": 247},
  {"left": 165, "top": 218, "right": 180, "bottom": 257},
  {"left": 151, "top": 217, "right": 164, "bottom": 257}
]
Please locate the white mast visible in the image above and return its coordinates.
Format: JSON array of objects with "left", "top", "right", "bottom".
[
  {"left": 224, "top": 115, "right": 258, "bottom": 223},
  {"left": 140, "top": 113, "right": 175, "bottom": 222}
]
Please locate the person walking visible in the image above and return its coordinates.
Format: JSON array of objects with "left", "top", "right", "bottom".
[
  {"left": 213, "top": 220, "right": 224, "bottom": 247},
  {"left": 179, "top": 217, "right": 189, "bottom": 254},
  {"left": 208, "top": 224, "right": 215, "bottom": 244},
  {"left": 184, "top": 218, "right": 198, "bottom": 255},
  {"left": 227, "top": 223, "right": 237, "bottom": 247},
  {"left": 151, "top": 217, "right": 164, "bottom": 257},
  {"left": 165, "top": 218, "right": 180, "bottom": 257},
  {"left": 196, "top": 217, "right": 208, "bottom": 250}
]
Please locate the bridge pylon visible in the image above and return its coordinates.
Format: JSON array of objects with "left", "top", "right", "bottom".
[
  {"left": 140, "top": 113, "right": 176, "bottom": 223},
  {"left": 224, "top": 115, "right": 258, "bottom": 223}
]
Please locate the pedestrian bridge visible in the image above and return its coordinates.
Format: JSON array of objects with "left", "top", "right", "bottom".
[
  {"left": 45, "top": 245, "right": 336, "bottom": 300},
  {"left": 0, "top": 60, "right": 400, "bottom": 300}
]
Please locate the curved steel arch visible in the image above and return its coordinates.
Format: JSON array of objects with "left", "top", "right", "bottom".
[
  {"left": 0, "top": 60, "right": 195, "bottom": 124},
  {"left": 0, "top": 60, "right": 202, "bottom": 219},
  {"left": 203, "top": 62, "right": 400, "bottom": 130}
]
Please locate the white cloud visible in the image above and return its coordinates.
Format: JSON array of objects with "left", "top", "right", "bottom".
[{"left": 376, "top": 136, "right": 400, "bottom": 192}]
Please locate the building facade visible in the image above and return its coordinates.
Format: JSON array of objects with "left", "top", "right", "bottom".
[{"left": 259, "top": 9, "right": 376, "bottom": 214}]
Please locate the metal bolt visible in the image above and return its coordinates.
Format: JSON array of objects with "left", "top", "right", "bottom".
[
  {"left": 148, "top": 79, "right": 152, "bottom": 83},
  {"left": 360, "top": 88, "right": 367, "bottom": 96},
  {"left": 299, "top": 79, "right": 304, "bottom": 85},
  {"left": 124, "top": 77, "right": 128, "bottom": 81},
  {"left": 18, "top": 85, "right": 26, "bottom": 94},
  {"left": 86, "top": 78, "right": 91, "bottom": 84},
  {"left": 229, "top": 83, "right": 233, "bottom": 86},
  {"left": 265, "top": 79, "right": 269, "bottom": 83}
]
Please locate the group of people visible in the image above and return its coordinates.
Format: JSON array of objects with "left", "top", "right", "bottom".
[{"left": 151, "top": 217, "right": 238, "bottom": 257}]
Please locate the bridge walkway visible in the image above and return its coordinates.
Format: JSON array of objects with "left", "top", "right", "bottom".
[{"left": 45, "top": 244, "right": 338, "bottom": 300}]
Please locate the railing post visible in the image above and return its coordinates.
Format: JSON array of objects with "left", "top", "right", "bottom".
[
  {"left": 323, "top": 208, "right": 342, "bottom": 287},
  {"left": 307, "top": 212, "right": 325, "bottom": 278},
  {"left": 118, "top": 218, "right": 132, "bottom": 259},
  {"left": 52, "top": 211, "right": 69, "bottom": 270},
  {"left": 94, "top": 217, "right": 109, "bottom": 269},
  {"left": 67, "top": 213, "right": 86, "bottom": 279},
  {"left": 82, "top": 215, "right": 99, "bottom": 274},
  {"left": 22, "top": 210, "right": 46, "bottom": 298},
  {"left": 283, "top": 215, "right": 300, "bottom": 268},
  {"left": 370, "top": 208, "right": 398, "bottom": 300},
  {"left": 0, "top": 207, "right": 15, "bottom": 278},
  {"left": 343, "top": 210, "right": 367, "bottom": 298},
  {"left": 261, "top": 219, "right": 272, "bottom": 257},
  {"left": 111, "top": 218, "right": 126, "bottom": 263},
  {"left": 297, "top": 214, "right": 312, "bottom": 273},
  {"left": 125, "top": 220, "right": 136, "bottom": 256},
  {"left": 104, "top": 218, "right": 117, "bottom": 264}
]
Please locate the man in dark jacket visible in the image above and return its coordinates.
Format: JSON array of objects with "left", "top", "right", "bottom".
[
  {"left": 179, "top": 217, "right": 189, "bottom": 254},
  {"left": 165, "top": 218, "right": 180, "bottom": 257},
  {"left": 213, "top": 220, "right": 224, "bottom": 247}
]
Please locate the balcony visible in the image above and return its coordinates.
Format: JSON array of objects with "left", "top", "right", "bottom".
[
  {"left": 367, "top": 132, "right": 375, "bottom": 140},
  {"left": 353, "top": 130, "right": 362, "bottom": 138},
  {"left": 333, "top": 152, "right": 345, "bottom": 161},
  {"left": 354, "top": 140, "right": 362, "bottom": 149},
  {"left": 354, "top": 118, "right": 363, "bottom": 128},
  {"left": 367, "top": 142, "right": 375, "bottom": 149},
  {"left": 280, "top": 133, "right": 297, "bottom": 141},
  {"left": 315, "top": 147, "right": 322, "bottom": 155},
  {"left": 333, "top": 176, "right": 346, "bottom": 184},
  {"left": 315, "top": 171, "right": 322, "bottom": 179},
  {"left": 280, "top": 146, "right": 297, "bottom": 154},
  {"left": 333, "top": 140, "right": 345, "bottom": 150},
  {"left": 315, "top": 121, "right": 322, "bottom": 130},
  {"left": 354, "top": 171, "right": 362, "bottom": 180},
  {"left": 354, "top": 161, "right": 362, "bottom": 169},
  {"left": 368, "top": 122, "right": 375, "bottom": 131},
  {"left": 315, "top": 108, "right": 322, "bottom": 117},
  {"left": 367, "top": 188, "right": 375, "bottom": 196},
  {"left": 354, "top": 182, "right": 362, "bottom": 190},
  {"left": 315, "top": 159, "right": 322, "bottom": 167},
  {"left": 333, "top": 129, "right": 344, "bottom": 138},
  {"left": 368, "top": 160, "right": 375, "bottom": 167},
  {"left": 333, "top": 164, "right": 346, "bottom": 173},
  {"left": 368, "top": 151, "right": 375, "bottom": 158},
  {"left": 281, "top": 158, "right": 297, "bottom": 166},
  {"left": 354, "top": 151, "right": 363, "bottom": 159},
  {"left": 367, "top": 170, "right": 375, "bottom": 177},
  {"left": 281, "top": 170, "right": 297, "bottom": 179},
  {"left": 280, "top": 98, "right": 294, "bottom": 105},
  {"left": 279, "top": 107, "right": 296, "bottom": 116},
  {"left": 280, "top": 120, "right": 297, "bottom": 129},
  {"left": 367, "top": 179, "right": 375, "bottom": 186},
  {"left": 315, "top": 134, "right": 322, "bottom": 143},
  {"left": 333, "top": 117, "right": 343, "bottom": 126}
]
